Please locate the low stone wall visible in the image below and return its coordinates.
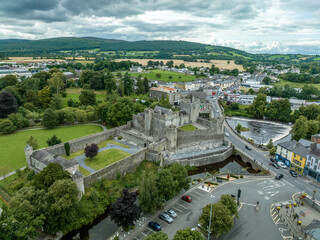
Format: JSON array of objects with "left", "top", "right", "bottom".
[
  {"left": 304, "top": 195, "right": 320, "bottom": 213},
  {"left": 146, "top": 151, "right": 162, "bottom": 163},
  {"left": 84, "top": 149, "right": 147, "bottom": 187},
  {"left": 197, "top": 117, "right": 212, "bottom": 128},
  {"left": 46, "top": 129, "right": 116, "bottom": 156},
  {"left": 115, "top": 129, "right": 148, "bottom": 147},
  {"left": 165, "top": 147, "right": 233, "bottom": 167}
]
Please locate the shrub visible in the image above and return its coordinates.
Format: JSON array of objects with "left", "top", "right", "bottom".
[
  {"left": 85, "top": 144, "right": 99, "bottom": 159},
  {"left": 64, "top": 142, "right": 70, "bottom": 156},
  {"left": 118, "top": 136, "right": 123, "bottom": 140},
  {"left": 83, "top": 84, "right": 91, "bottom": 89},
  {"left": 116, "top": 171, "right": 121, "bottom": 180},
  {"left": 15, "top": 168, "right": 22, "bottom": 177},
  {"left": 131, "top": 225, "right": 135, "bottom": 230},
  {"left": 301, "top": 201, "right": 305, "bottom": 206},
  {"left": 13, "top": 182, "right": 24, "bottom": 191},
  {"left": 26, "top": 170, "right": 35, "bottom": 180},
  {"left": 230, "top": 174, "right": 239, "bottom": 179},
  {"left": 114, "top": 236, "right": 119, "bottom": 240},
  {"left": 216, "top": 176, "right": 229, "bottom": 181},
  {"left": 240, "top": 175, "right": 243, "bottom": 179},
  {"left": 47, "top": 134, "right": 62, "bottom": 146}
]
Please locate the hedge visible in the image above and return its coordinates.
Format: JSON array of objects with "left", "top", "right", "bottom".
[
  {"left": 216, "top": 176, "right": 229, "bottom": 181},
  {"left": 230, "top": 174, "right": 239, "bottom": 179}
]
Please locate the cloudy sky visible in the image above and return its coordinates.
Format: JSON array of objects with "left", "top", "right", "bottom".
[{"left": 0, "top": 0, "right": 320, "bottom": 54}]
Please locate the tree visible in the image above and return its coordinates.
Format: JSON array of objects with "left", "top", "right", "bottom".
[
  {"left": 143, "top": 76, "right": 150, "bottom": 93},
  {"left": 144, "top": 232, "right": 169, "bottom": 240},
  {"left": 156, "top": 73, "right": 161, "bottom": 78},
  {"left": 2, "top": 75, "right": 18, "bottom": 87},
  {"left": 156, "top": 169, "right": 178, "bottom": 201},
  {"left": 64, "top": 142, "right": 70, "bottom": 156},
  {"left": 220, "top": 194, "right": 237, "bottom": 216},
  {"left": 104, "top": 71, "right": 117, "bottom": 94},
  {"left": 46, "top": 134, "right": 62, "bottom": 146},
  {"left": 0, "top": 119, "right": 16, "bottom": 133},
  {"left": 247, "top": 88, "right": 255, "bottom": 95},
  {"left": 267, "top": 139, "right": 274, "bottom": 149},
  {"left": 262, "top": 76, "right": 271, "bottom": 85},
  {"left": 138, "top": 171, "right": 161, "bottom": 213},
  {"left": 49, "top": 94, "right": 63, "bottom": 110},
  {"left": 0, "top": 91, "right": 18, "bottom": 118},
  {"left": 79, "top": 90, "right": 96, "bottom": 105},
  {"left": 292, "top": 116, "right": 308, "bottom": 140},
  {"left": 269, "top": 146, "right": 276, "bottom": 155},
  {"left": 75, "top": 109, "right": 87, "bottom": 122},
  {"left": 123, "top": 72, "right": 134, "bottom": 96},
  {"left": 307, "top": 120, "right": 319, "bottom": 139},
  {"left": 265, "top": 99, "right": 292, "bottom": 122},
  {"left": 90, "top": 72, "right": 104, "bottom": 90},
  {"left": 248, "top": 93, "right": 267, "bottom": 118},
  {"left": 32, "top": 163, "right": 70, "bottom": 190},
  {"left": 235, "top": 124, "right": 242, "bottom": 133},
  {"left": 26, "top": 136, "right": 38, "bottom": 150},
  {"left": 110, "top": 189, "right": 142, "bottom": 228},
  {"left": 79, "top": 70, "right": 94, "bottom": 86},
  {"left": 85, "top": 143, "right": 99, "bottom": 159},
  {"left": 7, "top": 113, "right": 29, "bottom": 129},
  {"left": 42, "top": 108, "right": 58, "bottom": 128},
  {"left": 48, "top": 72, "right": 65, "bottom": 94},
  {"left": 173, "top": 228, "right": 205, "bottom": 240},
  {"left": 230, "top": 102, "right": 239, "bottom": 110},
  {"left": 199, "top": 202, "right": 233, "bottom": 235},
  {"left": 106, "top": 97, "right": 135, "bottom": 127},
  {"left": 169, "top": 163, "right": 190, "bottom": 191},
  {"left": 44, "top": 179, "right": 79, "bottom": 234},
  {"left": 136, "top": 75, "right": 145, "bottom": 94}
]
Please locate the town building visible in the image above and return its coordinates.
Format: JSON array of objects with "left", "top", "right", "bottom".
[
  {"left": 149, "top": 86, "right": 181, "bottom": 105},
  {"left": 311, "top": 134, "right": 320, "bottom": 144},
  {"left": 130, "top": 65, "right": 143, "bottom": 72},
  {"left": 304, "top": 143, "right": 320, "bottom": 182},
  {"left": 290, "top": 143, "right": 309, "bottom": 174},
  {"left": 302, "top": 219, "right": 320, "bottom": 240},
  {"left": 276, "top": 140, "right": 298, "bottom": 167}
]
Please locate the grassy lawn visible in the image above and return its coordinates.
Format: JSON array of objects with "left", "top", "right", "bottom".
[
  {"left": 129, "top": 69, "right": 196, "bottom": 82},
  {"left": 85, "top": 149, "right": 130, "bottom": 170},
  {"left": 62, "top": 140, "right": 129, "bottom": 160},
  {"left": 79, "top": 166, "right": 91, "bottom": 176},
  {"left": 0, "top": 125, "right": 104, "bottom": 175},
  {"left": 273, "top": 79, "right": 320, "bottom": 90},
  {"left": 179, "top": 124, "right": 198, "bottom": 131}
]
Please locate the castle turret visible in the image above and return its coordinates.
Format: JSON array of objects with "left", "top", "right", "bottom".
[
  {"left": 24, "top": 144, "right": 33, "bottom": 168},
  {"left": 166, "top": 125, "right": 177, "bottom": 151}
]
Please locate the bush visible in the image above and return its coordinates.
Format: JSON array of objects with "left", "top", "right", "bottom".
[
  {"left": 301, "top": 201, "right": 305, "bottom": 206},
  {"left": 61, "top": 91, "right": 67, "bottom": 97},
  {"left": 83, "top": 84, "right": 91, "bottom": 89},
  {"left": 240, "top": 175, "right": 243, "bottom": 179},
  {"left": 64, "top": 142, "right": 70, "bottom": 156},
  {"left": 0, "top": 119, "right": 16, "bottom": 133},
  {"left": 131, "top": 225, "right": 135, "bottom": 230},
  {"left": 26, "top": 170, "right": 35, "bottom": 180},
  {"left": 15, "top": 168, "right": 22, "bottom": 177},
  {"left": 116, "top": 171, "right": 121, "bottom": 180},
  {"left": 47, "top": 134, "right": 62, "bottom": 146},
  {"left": 216, "top": 176, "right": 229, "bottom": 181},
  {"left": 13, "top": 182, "right": 25, "bottom": 191},
  {"left": 118, "top": 136, "right": 123, "bottom": 140},
  {"left": 230, "top": 174, "right": 239, "bottom": 179},
  {"left": 85, "top": 143, "right": 99, "bottom": 159},
  {"left": 114, "top": 237, "right": 119, "bottom": 240}
]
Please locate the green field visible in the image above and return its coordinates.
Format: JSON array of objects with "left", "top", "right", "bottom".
[
  {"left": 273, "top": 79, "right": 320, "bottom": 90},
  {"left": 0, "top": 125, "right": 104, "bottom": 175},
  {"left": 179, "top": 124, "right": 198, "bottom": 131},
  {"left": 84, "top": 149, "right": 130, "bottom": 170},
  {"left": 62, "top": 140, "right": 129, "bottom": 160},
  {"left": 130, "top": 69, "right": 196, "bottom": 82}
]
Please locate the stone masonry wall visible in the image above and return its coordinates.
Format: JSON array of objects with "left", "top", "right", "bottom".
[
  {"left": 165, "top": 147, "right": 233, "bottom": 166},
  {"left": 84, "top": 149, "right": 147, "bottom": 187},
  {"left": 115, "top": 129, "right": 148, "bottom": 147},
  {"left": 176, "top": 129, "right": 224, "bottom": 148}
]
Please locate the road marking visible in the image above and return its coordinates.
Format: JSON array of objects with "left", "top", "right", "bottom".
[
  {"left": 191, "top": 191, "right": 204, "bottom": 198},
  {"left": 305, "top": 187, "right": 312, "bottom": 192},
  {"left": 141, "top": 232, "right": 148, "bottom": 237},
  {"left": 176, "top": 203, "right": 188, "bottom": 209},
  {"left": 172, "top": 206, "right": 183, "bottom": 213},
  {"left": 283, "top": 180, "right": 294, "bottom": 187},
  {"left": 158, "top": 219, "right": 169, "bottom": 225},
  {"left": 241, "top": 202, "right": 256, "bottom": 207},
  {"left": 272, "top": 211, "right": 277, "bottom": 217},
  {"left": 264, "top": 196, "right": 270, "bottom": 200},
  {"left": 258, "top": 191, "right": 263, "bottom": 195},
  {"left": 193, "top": 189, "right": 207, "bottom": 196},
  {"left": 273, "top": 215, "right": 279, "bottom": 221},
  {"left": 189, "top": 194, "right": 200, "bottom": 200},
  {"left": 275, "top": 218, "right": 280, "bottom": 224},
  {"left": 282, "top": 235, "right": 293, "bottom": 240},
  {"left": 271, "top": 207, "right": 275, "bottom": 211}
]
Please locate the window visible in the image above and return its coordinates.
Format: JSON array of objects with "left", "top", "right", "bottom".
[{"left": 294, "top": 154, "right": 296, "bottom": 157}]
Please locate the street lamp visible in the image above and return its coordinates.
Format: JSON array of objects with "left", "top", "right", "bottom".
[{"left": 208, "top": 195, "right": 215, "bottom": 240}]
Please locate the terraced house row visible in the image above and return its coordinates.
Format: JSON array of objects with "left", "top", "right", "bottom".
[{"left": 276, "top": 137, "right": 320, "bottom": 182}]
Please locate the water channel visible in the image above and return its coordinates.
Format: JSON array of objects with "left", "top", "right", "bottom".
[
  {"left": 63, "top": 156, "right": 254, "bottom": 240},
  {"left": 226, "top": 117, "right": 291, "bottom": 144}
]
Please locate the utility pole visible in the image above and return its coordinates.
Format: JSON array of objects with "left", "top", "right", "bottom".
[
  {"left": 208, "top": 195, "right": 215, "bottom": 240},
  {"left": 237, "top": 188, "right": 241, "bottom": 205}
]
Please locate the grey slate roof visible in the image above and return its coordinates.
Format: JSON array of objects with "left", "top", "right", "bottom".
[
  {"left": 298, "top": 139, "right": 313, "bottom": 148},
  {"left": 72, "top": 170, "right": 84, "bottom": 179},
  {"left": 292, "top": 143, "right": 309, "bottom": 158},
  {"left": 278, "top": 140, "right": 298, "bottom": 151},
  {"left": 302, "top": 219, "right": 320, "bottom": 240},
  {"left": 52, "top": 156, "right": 78, "bottom": 169},
  {"left": 309, "top": 143, "right": 320, "bottom": 158}
]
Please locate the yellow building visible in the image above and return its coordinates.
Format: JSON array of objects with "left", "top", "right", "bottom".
[{"left": 290, "top": 144, "right": 309, "bottom": 174}]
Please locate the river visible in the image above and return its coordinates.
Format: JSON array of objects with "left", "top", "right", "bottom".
[{"left": 226, "top": 117, "right": 291, "bottom": 144}]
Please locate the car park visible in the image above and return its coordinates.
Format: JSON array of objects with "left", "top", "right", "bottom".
[
  {"left": 289, "top": 170, "right": 298, "bottom": 177},
  {"left": 277, "top": 162, "right": 287, "bottom": 169},
  {"left": 181, "top": 195, "right": 192, "bottom": 202},
  {"left": 165, "top": 209, "right": 177, "bottom": 218},
  {"left": 148, "top": 221, "right": 162, "bottom": 231},
  {"left": 271, "top": 162, "right": 280, "bottom": 169},
  {"left": 159, "top": 212, "right": 173, "bottom": 223},
  {"left": 245, "top": 145, "right": 251, "bottom": 150},
  {"left": 275, "top": 173, "right": 284, "bottom": 180}
]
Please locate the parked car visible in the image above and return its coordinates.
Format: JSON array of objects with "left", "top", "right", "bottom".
[
  {"left": 289, "top": 170, "right": 298, "bottom": 177},
  {"left": 245, "top": 145, "right": 252, "bottom": 150},
  {"left": 277, "top": 162, "right": 287, "bottom": 169},
  {"left": 225, "top": 132, "right": 230, "bottom": 137},
  {"left": 270, "top": 157, "right": 276, "bottom": 163},
  {"left": 165, "top": 209, "right": 177, "bottom": 218},
  {"left": 159, "top": 212, "right": 173, "bottom": 223},
  {"left": 271, "top": 162, "right": 280, "bottom": 169},
  {"left": 275, "top": 174, "right": 284, "bottom": 180},
  {"left": 181, "top": 195, "right": 192, "bottom": 203},
  {"left": 148, "top": 221, "right": 162, "bottom": 231}
]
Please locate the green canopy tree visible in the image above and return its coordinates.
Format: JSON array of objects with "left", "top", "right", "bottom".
[
  {"left": 169, "top": 163, "right": 190, "bottom": 191},
  {"left": 292, "top": 116, "right": 309, "bottom": 140},
  {"left": 104, "top": 71, "right": 117, "bottom": 94},
  {"left": 248, "top": 93, "right": 267, "bottom": 118},
  {"left": 48, "top": 72, "right": 65, "bottom": 94},
  {"left": 138, "top": 171, "right": 161, "bottom": 213},
  {"left": 79, "top": 90, "right": 96, "bottom": 105},
  {"left": 156, "top": 169, "right": 178, "bottom": 201},
  {"left": 123, "top": 72, "right": 134, "bottom": 96},
  {"left": 144, "top": 232, "right": 169, "bottom": 240},
  {"left": 173, "top": 228, "right": 206, "bottom": 240},
  {"left": 220, "top": 194, "right": 238, "bottom": 216},
  {"left": 265, "top": 99, "right": 292, "bottom": 122}
]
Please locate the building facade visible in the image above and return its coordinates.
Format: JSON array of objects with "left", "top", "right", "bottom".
[
  {"left": 304, "top": 143, "right": 320, "bottom": 182},
  {"left": 290, "top": 143, "right": 309, "bottom": 174},
  {"left": 276, "top": 140, "right": 298, "bottom": 167}
]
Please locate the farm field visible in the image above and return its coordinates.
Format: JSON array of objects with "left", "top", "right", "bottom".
[
  {"left": 129, "top": 69, "right": 196, "bottom": 82},
  {"left": 273, "top": 79, "right": 320, "bottom": 90},
  {"left": 115, "top": 59, "right": 244, "bottom": 70},
  {"left": 0, "top": 125, "right": 104, "bottom": 175},
  {"left": 4, "top": 57, "right": 66, "bottom": 63}
]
